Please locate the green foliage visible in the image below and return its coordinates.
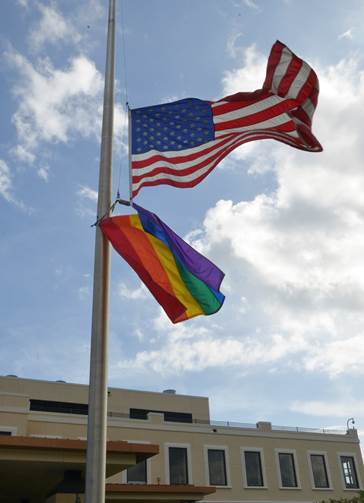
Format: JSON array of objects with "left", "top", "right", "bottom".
[{"left": 318, "top": 491, "right": 364, "bottom": 503}]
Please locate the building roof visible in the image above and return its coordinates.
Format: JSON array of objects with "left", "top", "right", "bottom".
[
  {"left": 0, "top": 435, "right": 158, "bottom": 502},
  {"left": 105, "top": 483, "right": 215, "bottom": 502}
]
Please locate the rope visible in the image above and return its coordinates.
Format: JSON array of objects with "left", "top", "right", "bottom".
[
  {"left": 115, "top": 0, "right": 130, "bottom": 204},
  {"left": 120, "top": 0, "right": 129, "bottom": 107},
  {"left": 91, "top": 198, "right": 131, "bottom": 227}
]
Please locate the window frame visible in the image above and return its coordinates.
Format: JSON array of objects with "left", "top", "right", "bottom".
[
  {"left": 121, "top": 440, "right": 151, "bottom": 484},
  {"left": 204, "top": 445, "right": 231, "bottom": 488},
  {"left": 338, "top": 452, "right": 362, "bottom": 491},
  {"left": 165, "top": 443, "right": 193, "bottom": 485},
  {"left": 0, "top": 426, "right": 17, "bottom": 435},
  {"left": 241, "top": 447, "right": 267, "bottom": 489},
  {"left": 275, "top": 448, "right": 301, "bottom": 490},
  {"left": 307, "top": 450, "right": 332, "bottom": 490}
]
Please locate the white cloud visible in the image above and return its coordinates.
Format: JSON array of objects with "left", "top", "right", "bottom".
[
  {"left": 78, "top": 185, "right": 98, "bottom": 202},
  {"left": 243, "top": 0, "right": 259, "bottom": 9},
  {"left": 0, "top": 160, "right": 14, "bottom": 202},
  {"left": 8, "top": 51, "right": 104, "bottom": 161},
  {"left": 29, "top": 2, "right": 81, "bottom": 51},
  {"left": 0, "top": 159, "right": 27, "bottom": 210},
  {"left": 7, "top": 50, "right": 128, "bottom": 168},
  {"left": 76, "top": 185, "right": 98, "bottom": 218},
  {"left": 226, "top": 32, "right": 245, "bottom": 59},
  {"left": 290, "top": 400, "right": 364, "bottom": 419},
  {"left": 223, "top": 44, "right": 266, "bottom": 94},
  {"left": 338, "top": 28, "right": 354, "bottom": 40},
  {"left": 113, "top": 46, "right": 364, "bottom": 380},
  {"left": 37, "top": 165, "right": 49, "bottom": 182},
  {"left": 118, "top": 282, "right": 148, "bottom": 300},
  {"left": 17, "top": 0, "right": 29, "bottom": 8}
]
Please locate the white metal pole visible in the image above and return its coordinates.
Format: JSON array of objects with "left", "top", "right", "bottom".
[{"left": 85, "top": 1, "right": 115, "bottom": 502}]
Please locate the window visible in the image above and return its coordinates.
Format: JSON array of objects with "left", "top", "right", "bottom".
[
  {"left": 340, "top": 456, "right": 359, "bottom": 489},
  {"left": 30, "top": 399, "right": 88, "bottom": 415},
  {"left": 278, "top": 452, "right": 298, "bottom": 488},
  {"left": 207, "top": 449, "right": 227, "bottom": 486},
  {"left": 130, "top": 408, "right": 192, "bottom": 423},
  {"left": 310, "top": 454, "right": 329, "bottom": 488},
  {"left": 169, "top": 447, "right": 189, "bottom": 484},
  {"left": 126, "top": 460, "right": 147, "bottom": 484},
  {"left": 244, "top": 451, "right": 264, "bottom": 487}
]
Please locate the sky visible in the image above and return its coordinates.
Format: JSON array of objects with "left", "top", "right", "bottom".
[{"left": 1, "top": 0, "right": 364, "bottom": 442}]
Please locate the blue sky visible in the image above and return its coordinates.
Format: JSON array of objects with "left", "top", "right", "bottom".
[{"left": 2, "top": 0, "right": 364, "bottom": 440}]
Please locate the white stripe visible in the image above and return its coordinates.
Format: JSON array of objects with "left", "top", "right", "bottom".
[
  {"left": 133, "top": 126, "right": 300, "bottom": 177},
  {"left": 271, "top": 46, "right": 292, "bottom": 94},
  {"left": 213, "top": 95, "right": 284, "bottom": 123},
  {"left": 133, "top": 135, "right": 238, "bottom": 177},
  {"left": 211, "top": 101, "right": 229, "bottom": 108},
  {"left": 132, "top": 130, "right": 302, "bottom": 192},
  {"left": 215, "top": 113, "right": 292, "bottom": 137},
  {"left": 301, "top": 98, "right": 315, "bottom": 120},
  {"left": 287, "top": 61, "right": 311, "bottom": 99},
  {"left": 132, "top": 136, "right": 226, "bottom": 162}
]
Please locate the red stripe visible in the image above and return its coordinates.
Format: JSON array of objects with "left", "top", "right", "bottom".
[
  {"left": 310, "top": 87, "right": 318, "bottom": 108},
  {"left": 132, "top": 135, "right": 233, "bottom": 169},
  {"left": 296, "top": 69, "right": 317, "bottom": 104},
  {"left": 291, "top": 107, "right": 311, "bottom": 127},
  {"left": 263, "top": 40, "right": 285, "bottom": 91},
  {"left": 132, "top": 121, "right": 303, "bottom": 185},
  {"left": 214, "top": 99, "right": 296, "bottom": 131},
  {"left": 99, "top": 217, "right": 186, "bottom": 323},
  {"left": 132, "top": 128, "right": 323, "bottom": 197},
  {"left": 212, "top": 90, "right": 272, "bottom": 115},
  {"left": 132, "top": 121, "right": 296, "bottom": 184},
  {"left": 277, "top": 58, "right": 302, "bottom": 97}
]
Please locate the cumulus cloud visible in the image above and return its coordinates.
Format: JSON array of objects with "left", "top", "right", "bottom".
[
  {"left": 8, "top": 52, "right": 102, "bottom": 159},
  {"left": 226, "top": 32, "right": 245, "bottom": 59},
  {"left": 118, "top": 282, "right": 148, "bottom": 300},
  {"left": 113, "top": 45, "right": 364, "bottom": 382},
  {"left": 29, "top": 3, "right": 81, "bottom": 51},
  {"left": 7, "top": 50, "right": 128, "bottom": 166}
]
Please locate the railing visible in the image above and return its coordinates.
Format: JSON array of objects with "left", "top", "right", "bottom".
[
  {"left": 271, "top": 424, "right": 347, "bottom": 435},
  {"left": 107, "top": 410, "right": 348, "bottom": 435}
]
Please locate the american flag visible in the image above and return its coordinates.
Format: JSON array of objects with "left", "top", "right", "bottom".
[{"left": 130, "top": 41, "right": 322, "bottom": 198}]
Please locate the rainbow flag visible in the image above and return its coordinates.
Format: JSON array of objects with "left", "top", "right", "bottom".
[{"left": 99, "top": 204, "right": 225, "bottom": 323}]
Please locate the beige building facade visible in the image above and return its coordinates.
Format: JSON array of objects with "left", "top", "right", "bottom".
[{"left": 0, "top": 375, "right": 363, "bottom": 503}]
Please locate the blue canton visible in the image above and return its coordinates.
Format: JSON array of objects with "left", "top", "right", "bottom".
[{"left": 131, "top": 98, "right": 214, "bottom": 155}]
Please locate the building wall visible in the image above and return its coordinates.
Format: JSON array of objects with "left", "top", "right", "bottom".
[{"left": 0, "top": 376, "right": 363, "bottom": 503}]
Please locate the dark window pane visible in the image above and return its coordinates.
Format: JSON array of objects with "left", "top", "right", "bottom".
[
  {"left": 311, "top": 455, "right": 329, "bottom": 488},
  {"left": 245, "top": 451, "right": 264, "bottom": 487},
  {"left": 279, "top": 453, "right": 297, "bottom": 487},
  {"left": 169, "top": 447, "right": 188, "bottom": 484},
  {"left": 127, "top": 460, "right": 147, "bottom": 483},
  {"left": 208, "top": 449, "right": 227, "bottom": 486},
  {"left": 129, "top": 408, "right": 192, "bottom": 423},
  {"left": 341, "top": 456, "right": 359, "bottom": 489},
  {"left": 30, "top": 399, "right": 88, "bottom": 415}
]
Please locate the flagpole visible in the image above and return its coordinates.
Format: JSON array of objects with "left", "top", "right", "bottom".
[
  {"left": 128, "top": 105, "right": 133, "bottom": 203},
  {"left": 85, "top": 0, "right": 115, "bottom": 502}
]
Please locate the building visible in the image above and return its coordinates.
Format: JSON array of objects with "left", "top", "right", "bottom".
[{"left": 0, "top": 375, "right": 362, "bottom": 503}]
